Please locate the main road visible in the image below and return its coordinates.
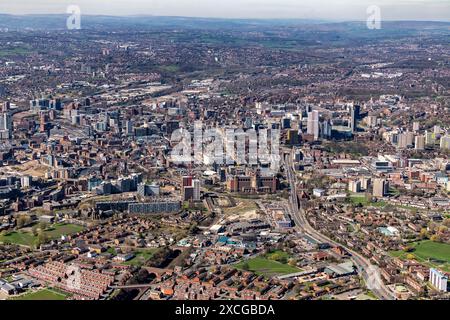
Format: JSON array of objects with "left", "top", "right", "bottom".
[{"left": 282, "top": 151, "right": 394, "bottom": 300}]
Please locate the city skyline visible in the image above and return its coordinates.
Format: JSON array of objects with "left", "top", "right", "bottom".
[{"left": 0, "top": 0, "right": 448, "bottom": 305}]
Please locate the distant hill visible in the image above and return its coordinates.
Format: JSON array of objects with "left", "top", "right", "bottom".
[{"left": 0, "top": 14, "right": 449, "bottom": 32}]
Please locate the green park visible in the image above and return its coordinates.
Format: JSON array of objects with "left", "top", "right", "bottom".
[
  {"left": 0, "top": 223, "right": 85, "bottom": 247},
  {"left": 235, "top": 250, "right": 302, "bottom": 277},
  {"left": 390, "top": 240, "right": 450, "bottom": 272}
]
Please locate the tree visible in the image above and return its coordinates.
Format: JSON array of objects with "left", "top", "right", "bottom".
[
  {"left": 188, "top": 223, "right": 199, "bottom": 235},
  {"left": 304, "top": 282, "right": 313, "bottom": 292},
  {"left": 443, "top": 219, "right": 450, "bottom": 228},
  {"left": 430, "top": 234, "right": 442, "bottom": 243},
  {"left": 17, "top": 215, "right": 31, "bottom": 229},
  {"left": 241, "top": 262, "right": 250, "bottom": 271},
  {"left": 288, "top": 258, "right": 297, "bottom": 266},
  {"left": 419, "top": 228, "right": 428, "bottom": 240},
  {"left": 36, "top": 231, "right": 49, "bottom": 246},
  {"left": 17, "top": 216, "right": 28, "bottom": 228},
  {"left": 31, "top": 224, "right": 39, "bottom": 236},
  {"left": 268, "top": 253, "right": 282, "bottom": 262},
  {"left": 39, "top": 222, "right": 49, "bottom": 231},
  {"left": 438, "top": 225, "right": 448, "bottom": 234},
  {"left": 278, "top": 256, "right": 288, "bottom": 264},
  {"left": 128, "top": 268, "right": 151, "bottom": 285}
]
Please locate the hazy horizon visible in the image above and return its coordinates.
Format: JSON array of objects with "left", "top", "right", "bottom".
[{"left": 0, "top": 0, "right": 449, "bottom": 22}]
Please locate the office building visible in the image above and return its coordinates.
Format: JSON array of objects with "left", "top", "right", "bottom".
[
  {"left": 425, "top": 130, "right": 435, "bottom": 145},
  {"left": 348, "top": 180, "right": 362, "bottom": 193},
  {"left": 49, "top": 98, "right": 62, "bottom": 110},
  {"left": 350, "top": 105, "right": 360, "bottom": 133},
  {"left": 125, "top": 120, "right": 134, "bottom": 136},
  {"left": 282, "top": 118, "right": 291, "bottom": 129},
  {"left": 138, "top": 183, "right": 160, "bottom": 197},
  {"left": 183, "top": 186, "right": 194, "bottom": 201},
  {"left": 440, "top": 135, "right": 450, "bottom": 150},
  {"left": 182, "top": 176, "right": 193, "bottom": 188},
  {"left": 373, "top": 178, "right": 389, "bottom": 198},
  {"left": 429, "top": 268, "right": 448, "bottom": 292},
  {"left": 0, "top": 112, "right": 11, "bottom": 139},
  {"left": 307, "top": 110, "right": 319, "bottom": 140},
  {"left": 415, "top": 135, "right": 425, "bottom": 150},
  {"left": 2, "top": 101, "right": 10, "bottom": 112},
  {"left": 287, "top": 129, "right": 300, "bottom": 145},
  {"left": 192, "top": 179, "right": 201, "bottom": 202},
  {"left": 128, "top": 200, "right": 181, "bottom": 214},
  {"left": 321, "top": 119, "right": 332, "bottom": 139}
]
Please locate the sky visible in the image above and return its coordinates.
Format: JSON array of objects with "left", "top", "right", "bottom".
[{"left": 0, "top": 0, "right": 449, "bottom": 21}]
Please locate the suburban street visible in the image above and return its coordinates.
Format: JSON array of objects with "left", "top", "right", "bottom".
[{"left": 283, "top": 151, "right": 394, "bottom": 300}]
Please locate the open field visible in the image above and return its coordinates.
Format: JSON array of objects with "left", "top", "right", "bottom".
[
  {"left": 0, "top": 223, "right": 85, "bottom": 247},
  {"left": 0, "top": 231, "right": 36, "bottom": 246},
  {"left": 349, "top": 194, "right": 419, "bottom": 211},
  {"left": 348, "top": 195, "right": 386, "bottom": 207},
  {"left": 123, "top": 248, "right": 158, "bottom": 266},
  {"left": 4, "top": 160, "right": 48, "bottom": 178},
  {"left": 45, "top": 223, "right": 85, "bottom": 239},
  {"left": 235, "top": 251, "right": 301, "bottom": 277},
  {"left": 389, "top": 240, "right": 450, "bottom": 272},
  {"left": 235, "top": 257, "right": 301, "bottom": 277},
  {"left": 0, "top": 47, "right": 32, "bottom": 57},
  {"left": 223, "top": 198, "right": 259, "bottom": 220},
  {"left": 10, "top": 288, "right": 67, "bottom": 300}
]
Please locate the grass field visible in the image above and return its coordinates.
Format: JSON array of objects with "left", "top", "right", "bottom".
[
  {"left": 235, "top": 250, "right": 301, "bottom": 277},
  {"left": 0, "top": 231, "right": 36, "bottom": 246},
  {"left": 45, "top": 223, "right": 85, "bottom": 239},
  {"left": 0, "top": 47, "right": 31, "bottom": 57},
  {"left": 122, "top": 248, "right": 158, "bottom": 266},
  {"left": 236, "top": 257, "right": 301, "bottom": 277},
  {"left": 160, "top": 64, "right": 181, "bottom": 73},
  {"left": 0, "top": 223, "right": 85, "bottom": 247},
  {"left": 349, "top": 193, "right": 419, "bottom": 211},
  {"left": 11, "top": 288, "right": 67, "bottom": 300},
  {"left": 389, "top": 240, "right": 450, "bottom": 272},
  {"left": 348, "top": 195, "right": 386, "bottom": 207}
]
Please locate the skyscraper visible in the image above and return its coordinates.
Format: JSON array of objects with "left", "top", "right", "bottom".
[
  {"left": 125, "top": 120, "right": 134, "bottom": 136},
  {"left": 2, "top": 101, "right": 10, "bottom": 112},
  {"left": 307, "top": 110, "right": 319, "bottom": 140},
  {"left": 0, "top": 112, "right": 12, "bottom": 139},
  {"left": 398, "top": 132, "right": 414, "bottom": 149},
  {"left": 350, "top": 105, "right": 360, "bottom": 133},
  {"left": 397, "top": 133, "right": 408, "bottom": 149},
  {"left": 182, "top": 176, "right": 196, "bottom": 201},
  {"left": 321, "top": 119, "right": 332, "bottom": 139},
  {"left": 193, "top": 179, "right": 201, "bottom": 202},
  {"left": 440, "top": 135, "right": 450, "bottom": 150},
  {"left": 425, "top": 130, "right": 435, "bottom": 145},
  {"left": 373, "top": 178, "right": 389, "bottom": 198},
  {"left": 287, "top": 129, "right": 300, "bottom": 145},
  {"left": 415, "top": 135, "right": 425, "bottom": 150},
  {"left": 429, "top": 268, "right": 448, "bottom": 292},
  {"left": 182, "top": 176, "right": 193, "bottom": 188}
]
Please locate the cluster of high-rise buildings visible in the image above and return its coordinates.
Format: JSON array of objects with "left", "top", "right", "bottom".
[
  {"left": 385, "top": 124, "right": 450, "bottom": 151},
  {"left": 182, "top": 176, "right": 201, "bottom": 202}
]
